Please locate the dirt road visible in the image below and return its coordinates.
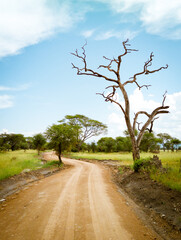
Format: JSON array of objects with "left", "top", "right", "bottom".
[{"left": 0, "top": 154, "right": 160, "bottom": 240}]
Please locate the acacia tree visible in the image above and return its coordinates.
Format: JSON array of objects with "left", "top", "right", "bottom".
[
  {"left": 157, "top": 133, "right": 172, "bottom": 151},
  {"left": 72, "top": 40, "right": 169, "bottom": 161},
  {"left": 60, "top": 114, "right": 107, "bottom": 151}
]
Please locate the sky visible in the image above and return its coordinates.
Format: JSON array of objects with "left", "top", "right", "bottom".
[{"left": 0, "top": 0, "right": 181, "bottom": 141}]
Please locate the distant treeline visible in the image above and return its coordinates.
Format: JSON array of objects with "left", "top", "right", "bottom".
[
  {"left": 83, "top": 132, "right": 181, "bottom": 153},
  {"left": 0, "top": 131, "right": 180, "bottom": 154}
]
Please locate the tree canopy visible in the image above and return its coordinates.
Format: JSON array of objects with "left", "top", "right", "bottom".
[
  {"left": 60, "top": 114, "right": 107, "bottom": 151},
  {"left": 32, "top": 134, "right": 46, "bottom": 155},
  {"left": 45, "top": 123, "right": 77, "bottom": 164}
]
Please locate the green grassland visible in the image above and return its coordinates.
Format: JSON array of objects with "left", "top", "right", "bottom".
[
  {"left": 68, "top": 151, "right": 181, "bottom": 191},
  {"left": 0, "top": 150, "right": 59, "bottom": 180}
]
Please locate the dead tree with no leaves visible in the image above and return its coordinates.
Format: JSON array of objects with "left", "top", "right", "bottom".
[{"left": 71, "top": 40, "right": 169, "bottom": 161}]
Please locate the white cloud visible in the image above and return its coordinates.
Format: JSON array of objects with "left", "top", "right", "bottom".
[
  {"left": 157, "top": 92, "right": 181, "bottom": 138},
  {"left": 107, "top": 90, "right": 181, "bottom": 139},
  {"left": 108, "top": 112, "right": 126, "bottom": 137},
  {"left": 0, "top": 0, "right": 78, "bottom": 58},
  {"left": 81, "top": 29, "right": 96, "bottom": 38},
  {"left": 129, "top": 88, "right": 160, "bottom": 113},
  {"left": 81, "top": 28, "right": 138, "bottom": 41},
  {"left": 0, "top": 95, "right": 13, "bottom": 109},
  {"left": 95, "top": 29, "right": 138, "bottom": 40},
  {"left": 98, "top": 0, "right": 181, "bottom": 39}
]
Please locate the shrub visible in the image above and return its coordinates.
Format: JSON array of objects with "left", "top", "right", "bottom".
[
  {"left": 133, "top": 158, "right": 144, "bottom": 172},
  {"left": 133, "top": 157, "right": 154, "bottom": 172}
]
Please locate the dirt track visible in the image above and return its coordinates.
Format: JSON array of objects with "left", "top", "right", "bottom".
[{"left": 0, "top": 153, "right": 160, "bottom": 240}]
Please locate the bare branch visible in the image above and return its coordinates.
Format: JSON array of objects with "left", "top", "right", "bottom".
[
  {"left": 71, "top": 43, "right": 119, "bottom": 83},
  {"left": 117, "top": 39, "right": 138, "bottom": 77},
  {"left": 96, "top": 92, "right": 125, "bottom": 114},
  {"left": 137, "top": 105, "right": 169, "bottom": 145},
  {"left": 136, "top": 122, "right": 143, "bottom": 131},
  {"left": 123, "top": 52, "right": 168, "bottom": 89},
  {"left": 133, "top": 111, "right": 150, "bottom": 131},
  {"left": 162, "top": 91, "right": 167, "bottom": 106},
  {"left": 146, "top": 117, "right": 159, "bottom": 133},
  {"left": 98, "top": 58, "right": 118, "bottom": 76}
]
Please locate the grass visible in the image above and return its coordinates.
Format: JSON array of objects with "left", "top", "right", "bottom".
[
  {"left": 0, "top": 150, "right": 47, "bottom": 180},
  {"left": 44, "top": 160, "right": 62, "bottom": 168},
  {"left": 150, "top": 168, "right": 181, "bottom": 192},
  {"left": 65, "top": 152, "right": 134, "bottom": 165},
  {"left": 67, "top": 151, "right": 181, "bottom": 192}
]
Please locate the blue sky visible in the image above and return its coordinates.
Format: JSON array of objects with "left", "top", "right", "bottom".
[{"left": 0, "top": 0, "right": 181, "bottom": 140}]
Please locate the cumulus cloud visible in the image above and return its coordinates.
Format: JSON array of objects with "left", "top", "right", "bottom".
[
  {"left": 129, "top": 88, "right": 160, "bottom": 113},
  {"left": 0, "top": 0, "right": 79, "bottom": 58},
  {"left": 0, "top": 95, "right": 13, "bottom": 109},
  {"left": 1, "top": 0, "right": 180, "bottom": 58},
  {"left": 155, "top": 92, "right": 181, "bottom": 138},
  {"left": 107, "top": 90, "right": 181, "bottom": 139},
  {"left": 98, "top": 0, "right": 181, "bottom": 39},
  {"left": 108, "top": 112, "right": 126, "bottom": 136}
]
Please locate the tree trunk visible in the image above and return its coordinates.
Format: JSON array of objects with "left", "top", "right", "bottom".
[
  {"left": 124, "top": 111, "right": 140, "bottom": 161},
  {"left": 58, "top": 142, "right": 63, "bottom": 165},
  {"left": 132, "top": 141, "right": 140, "bottom": 161}
]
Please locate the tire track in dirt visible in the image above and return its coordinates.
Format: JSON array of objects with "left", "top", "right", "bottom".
[
  {"left": 41, "top": 164, "right": 82, "bottom": 240},
  {"left": 88, "top": 163, "right": 132, "bottom": 240}
]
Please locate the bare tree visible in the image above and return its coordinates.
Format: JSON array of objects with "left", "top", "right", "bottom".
[{"left": 71, "top": 40, "right": 169, "bottom": 161}]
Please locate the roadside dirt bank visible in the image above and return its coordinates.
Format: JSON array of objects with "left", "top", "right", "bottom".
[
  {"left": 0, "top": 167, "right": 61, "bottom": 199},
  {"left": 0, "top": 154, "right": 160, "bottom": 240},
  {"left": 96, "top": 160, "right": 181, "bottom": 240}
]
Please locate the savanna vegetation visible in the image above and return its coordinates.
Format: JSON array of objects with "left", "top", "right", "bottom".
[{"left": 0, "top": 116, "right": 181, "bottom": 191}]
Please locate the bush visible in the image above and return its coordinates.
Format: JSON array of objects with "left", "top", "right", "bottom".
[
  {"left": 133, "top": 155, "right": 163, "bottom": 172},
  {"left": 133, "top": 159, "right": 144, "bottom": 172}
]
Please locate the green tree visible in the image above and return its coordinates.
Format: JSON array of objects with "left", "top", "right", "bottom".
[
  {"left": 0, "top": 134, "right": 9, "bottom": 151},
  {"left": 90, "top": 142, "right": 97, "bottom": 153},
  {"left": 171, "top": 138, "right": 181, "bottom": 152},
  {"left": 157, "top": 133, "right": 172, "bottom": 151},
  {"left": 21, "top": 142, "right": 29, "bottom": 152},
  {"left": 115, "top": 136, "right": 132, "bottom": 152},
  {"left": 140, "top": 132, "right": 161, "bottom": 152},
  {"left": 45, "top": 123, "right": 76, "bottom": 164},
  {"left": 25, "top": 137, "right": 34, "bottom": 149},
  {"left": 60, "top": 114, "right": 107, "bottom": 151},
  {"left": 8, "top": 134, "right": 26, "bottom": 151},
  {"left": 32, "top": 134, "right": 46, "bottom": 155},
  {"left": 97, "top": 137, "right": 116, "bottom": 152}
]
